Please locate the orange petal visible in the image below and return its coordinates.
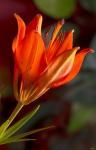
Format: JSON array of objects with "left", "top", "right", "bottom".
[
  {"left": 47, "top": 33, "right": 64, "bottom": 62},
  {"left": 26, "top": 14, "right": 42, "bottom": 34},
  {"left": 47, "top": 29, "right": 73, "bottom": 63},
  {"left": 46, "top": 47, "right": 79, "bottom": 85},
  {"left": 29, "top": 33, "right": 46, "bottom": 80},
  {"left": 12, "top": 14, "right": 26, "bottom": 52},
  {"left": 15, "top": 31, "right": 46, "bottom": 81},
  {"left": 57, "top": 30, "right": 74, "bottom": 55},
  {"left": 52, "top": 48, "right": 93, "bottom": 87}
]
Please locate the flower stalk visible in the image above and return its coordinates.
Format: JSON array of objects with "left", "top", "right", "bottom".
[{"left": 0, "top": 102, "right": 23, "bottom": 138}]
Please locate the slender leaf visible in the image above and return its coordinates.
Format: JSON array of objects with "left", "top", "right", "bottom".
[
  {"left": 0, "top": 120, "right": 9, "bottom": 138},
  {"left": 3, "top": 105, "right": 40, "bottom": 139},
  {"left": 6, "top": 125, "right": 55, "bottom": 140},
  {"left": 0, "top": 138, "right": 36, "bottom": 145}
]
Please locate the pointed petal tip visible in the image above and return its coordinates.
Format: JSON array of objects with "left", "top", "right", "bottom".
[
  {"left": 75, "top": 46, "right": 80, "bottom": 51},
  {"left": 35, "top": 14, "right": 43, "bottom": 24},
  {"left": 60, "top": 19, "right": 65, "bottom": 25},
  {"left": 14, "top": 13, "right": 19, "bottom": 19},
  {"left": 35, "top": 14, "right": 43, "bottom": 34},
  {"left": 72, "top": 29, "right": 74, "bottom": 33},
  {"left": 89, "top": 48, "right": 95, "bottom": 53},
  {"left": 13, "top": 13, "right": 23, "bottom": 23},
  {"left": 36, "top": 14, "right": 43, "bottom": 19},
  {"left": 14, "top": 13, "right": 17, "bottom": 17},
  {"left": 83, "top": 48, "right": 95, "bottom": 54},
  {"left": 77, "top": 46, "right": 80, "bottom": 49}
]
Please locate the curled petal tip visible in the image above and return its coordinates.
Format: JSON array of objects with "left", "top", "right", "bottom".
[
  {"left": 89, "top": 49, "right": 95, "bottom": 53},
  {"left": 84, "top": 48, "right": 95, "bottom": 53}
]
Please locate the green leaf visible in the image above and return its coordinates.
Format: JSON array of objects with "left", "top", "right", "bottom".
[
  {"left": 6, "top": 125, "right": 55, "bottom": 140},
  {"left": 0, "top": 138, "right": 36, "bottom": 145},
  {"left": 2, "top": 105, "right": 40, "bottom": 140},
  {"left": 0, "top": 124, "right": 55, "bottom": 145},
  {"left": 33, "top": 0, "right": 76, "bottom": 18},
  {"left": 79, "top": 0, "right": 96, "bottom": 12},
  {"left": 68, "top": 104, "right": 96, "bottom": 133},
  {"left": 0, "top": 120, "right": 9, "bottom": 138}
]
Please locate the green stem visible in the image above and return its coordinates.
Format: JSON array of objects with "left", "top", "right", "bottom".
[
  {"left": 8, "top": 102, "right": 24, "bottom": 127},
  {"left": 0, "top": 102, "right": 23, "bottom": 138}
]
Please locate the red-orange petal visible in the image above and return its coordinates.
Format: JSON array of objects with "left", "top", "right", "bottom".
[
  {"left": 57, "top": 30, "right": 74, "bottom": 55},
  {"left": 47, "top": 30, "right": 73, "bottom": 63},
  {"left": 15, "top": 31, "right": 46, "bottom": 82},
  {"left": 12, "top": 14, "right": 26, "bottom": 52},
  {"left": 26, "top": 14, "right": 42, "bottom": 34},
  {"left": 52, "top": 48, "right": 93, "bottom": 87},
  {"left": 47, "top": 33, "right": 63, "bottom": 62}
]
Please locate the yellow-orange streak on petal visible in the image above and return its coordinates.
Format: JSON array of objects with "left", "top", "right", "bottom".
[
  {"left": 52, "top": 48, "right": 93, "bottom": 87},
  {"left": 48, "top": 19, "right": 64, "bottom": 48},
  {"left": 12, "top": 14, "right": 26, "bottom": 52},
  {"left": 26, "top": 14, "right": 42, "bottom": 35},
  {"left": 45, "top": 47, "right": 79, "bottom": 85}
]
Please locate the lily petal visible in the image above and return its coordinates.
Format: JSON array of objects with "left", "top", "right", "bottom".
[
  {"left": 47, "top": 32, "right": 64, "bottom": 62},
  {"left": 12, "top": 14, "right": 26, "bottom": 52},
  {"left": 15, "top": 31, "right": 46, "bottom": 82},
  {"left": 26, "top": 14, "right": 42, "bottom": 34},
  {"left": 47, "top": 30, "right": 73, "bottom": 62},
  {"left": 46, "top": 47, "right": 79, "bottom": 85},
  {"left": 52, "top": 48, "right": 93, "bottom": 87},
  {"left": 57, "top": 30, "right": 74, "bottom": 55}
]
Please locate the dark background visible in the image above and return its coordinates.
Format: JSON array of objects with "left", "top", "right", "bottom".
[{"left": 0, "top": 0, "right": 96, "bottom": 149}]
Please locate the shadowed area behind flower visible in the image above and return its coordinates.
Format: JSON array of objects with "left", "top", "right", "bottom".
[{"left": 0, "top": 1, "right": 96, "bottom": 150}]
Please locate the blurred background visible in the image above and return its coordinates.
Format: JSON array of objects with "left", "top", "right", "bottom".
[{"left": 0, "top": 0, "right": 96, "bottom": 149}]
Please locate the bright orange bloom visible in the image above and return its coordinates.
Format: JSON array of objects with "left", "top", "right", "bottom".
[{"left": 12, "top": 14, "right": 93, "bottom": 105}]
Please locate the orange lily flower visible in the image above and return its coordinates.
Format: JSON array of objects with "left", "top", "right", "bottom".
[{"left": 12, "top": 14, "right": 93, "bottom": 105}]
